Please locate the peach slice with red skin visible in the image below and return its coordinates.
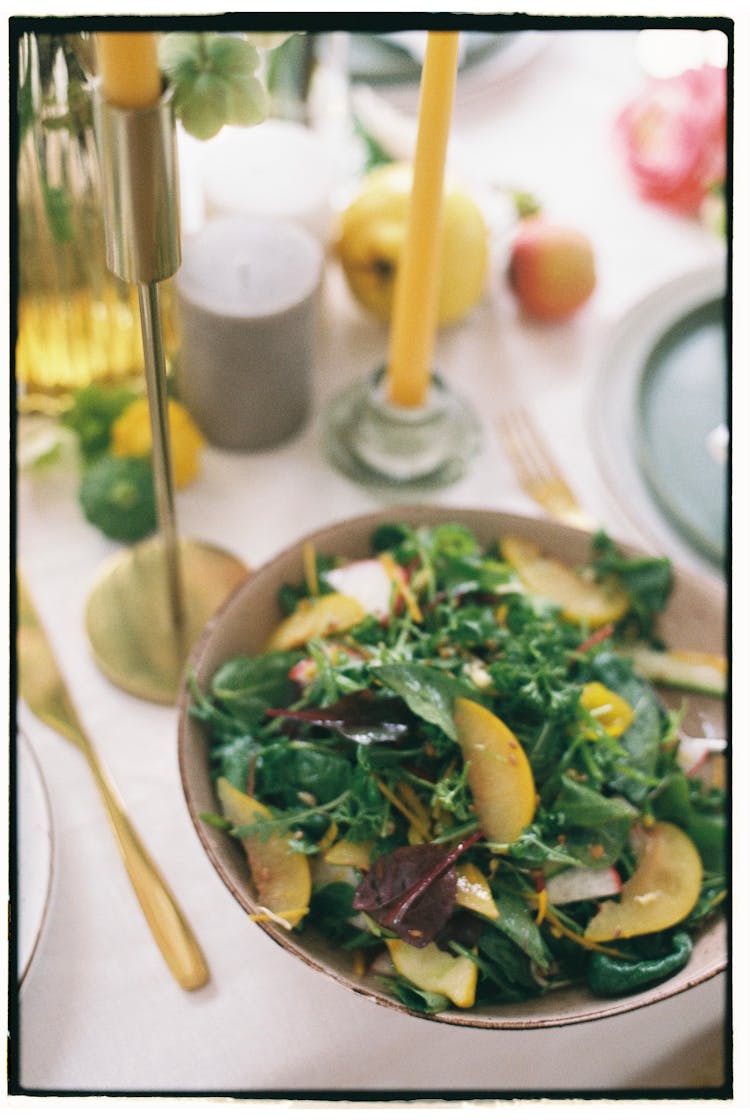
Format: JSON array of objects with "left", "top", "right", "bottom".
[
  {"left": 454, "top": 697, "right": 536, "bottom": 845},
  {"left": 584, "top": 820, "right": 702, "bottom": 941}
]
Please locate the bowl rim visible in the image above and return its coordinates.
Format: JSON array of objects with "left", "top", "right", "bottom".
[{"left": 177, "top": 503, "right": 727, "bottom": 1030}]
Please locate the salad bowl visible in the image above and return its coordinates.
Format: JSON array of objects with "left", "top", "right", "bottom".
[{"left": 177, "top": 505, "right": 727, "bottom": 1029}]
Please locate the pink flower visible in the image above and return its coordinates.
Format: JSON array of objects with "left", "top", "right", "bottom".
[{"left": 615, "top": 65, "right": 726, "bottom": 216}]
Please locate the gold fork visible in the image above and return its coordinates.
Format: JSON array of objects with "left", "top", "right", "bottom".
[{"left": 497, "top": 405, "right": 597, "bottom": 532}]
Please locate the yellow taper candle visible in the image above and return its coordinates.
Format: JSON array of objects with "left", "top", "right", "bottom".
[
  {"left": 97, "top": 32, "right": 162, "bottom": 108},
  {"left": 385, "top": 31, "right": 460, "bottom": 409}
]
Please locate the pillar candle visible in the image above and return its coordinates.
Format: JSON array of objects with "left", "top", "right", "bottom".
[
  {"left": 97, "top": 32, "right": 162, "bottom": 108},
  {"left": 385, "top": 31, "right": 460, "bottom": 409}
]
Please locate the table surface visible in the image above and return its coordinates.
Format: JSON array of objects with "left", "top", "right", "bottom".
[{"left": 12, "top": 28, "right": 735, "bottom": 1100}]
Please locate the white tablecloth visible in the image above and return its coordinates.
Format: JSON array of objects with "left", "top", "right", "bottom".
[{"left": 13, "top": 28, "right": 733, "bottom": 1099}]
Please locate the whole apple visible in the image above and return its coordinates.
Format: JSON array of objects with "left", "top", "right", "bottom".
[
  {"left": 336, "top": 162, "right": 489, "bottom": 325},
  {"left": 508, "top": 219, "right": 596, "bottom": 321}
]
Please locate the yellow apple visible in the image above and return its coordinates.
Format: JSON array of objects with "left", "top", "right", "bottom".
[
  {"left": 387, "top": 939, "right": 478, "bottom": 1008},
  {"left": 336, "top": 162, "right": 489, "bottom": 325}
]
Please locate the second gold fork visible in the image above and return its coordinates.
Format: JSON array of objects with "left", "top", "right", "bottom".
[{"left": 497, "top": 405, "right": 597, "bottom": 532}]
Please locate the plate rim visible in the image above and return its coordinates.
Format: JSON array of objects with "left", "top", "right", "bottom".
[
  {"left": 178, "top": 503, "right": 727, "bottom": 1030},
  {"left": 589, "top": 260, "right": 728, "bottom": 572},
  {"left": 16, "top": 730, "right": 55, "bottom": 986}
]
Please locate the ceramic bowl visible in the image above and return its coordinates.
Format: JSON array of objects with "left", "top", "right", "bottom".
[{"left": 177, "top": 505, "right": 727, "bottom": 1028}]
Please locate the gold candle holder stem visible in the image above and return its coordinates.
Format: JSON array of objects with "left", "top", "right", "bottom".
[
  {"left": 86, "top": 84, "right": 249, "bottom": 703},
  {"left": 137, "top": 279, "right": 185, "bottom": 638}
]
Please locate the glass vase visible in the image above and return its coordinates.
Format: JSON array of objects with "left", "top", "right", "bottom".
[{"left": 15, "top": 31, "right": 176, "bottom": 414}]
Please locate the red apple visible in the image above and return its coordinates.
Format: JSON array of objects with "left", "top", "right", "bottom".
[{"left": 508, "top": 219, "right": 596, "bottom": 321}]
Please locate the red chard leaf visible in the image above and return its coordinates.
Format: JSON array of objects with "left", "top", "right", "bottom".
[{"left": 266, "top": 690, "right": 412, "bottom": 744}]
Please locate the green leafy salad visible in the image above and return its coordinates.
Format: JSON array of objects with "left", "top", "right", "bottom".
[{"left": 190, "top": 520, "right": 727, "bottom": 1015}]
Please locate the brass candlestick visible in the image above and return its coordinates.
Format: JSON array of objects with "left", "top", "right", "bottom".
[{"left": 87, "top": 85, "right": 248, "bottom": 704}]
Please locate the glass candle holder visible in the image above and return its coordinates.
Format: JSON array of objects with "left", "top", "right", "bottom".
[{"left": 322, "top": 366, "right": 481, "bottom": 488}]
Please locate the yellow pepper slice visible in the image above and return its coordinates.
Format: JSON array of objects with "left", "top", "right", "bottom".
[{"left": 580, "top": 681, "right": 634, "bottom": 738}]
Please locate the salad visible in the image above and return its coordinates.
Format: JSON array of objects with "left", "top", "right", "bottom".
[{"left": 190, "top": 520, "right": 726, "bottom": 1015}]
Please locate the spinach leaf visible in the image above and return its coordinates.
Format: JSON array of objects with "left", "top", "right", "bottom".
[
  {"left": 209, "top": 733, "right": 256, "bottom": 791},
  {"left": 255, "top": 741, "right": 353, "bottom": 806},
  {"left": 380, "top": 977, "right": 451, "bottom": 1015},
  {"left": 551, "top": 776, "right": 638, "bottom": 868},
  {"left": 475, "top": 926, "right": 544, "bottom": 1001},
  {"left": 651, "top": 771, "right": 727, "bottom": 871},
  {"left": 553, "top": 775, "right": 638, "bottom": 830},
  {"left": 211, "top": 652, "right": 298, "bottom": 723},
  {"left": 306, "top": 882, "right": 371, "bottom": 948},
  {"left": 491, "top": 885, "right": 553, "bottom": 969},
  {"left": 587, "top": 930, "right": 692, "bottom": 996},
  {"left": 374, "top": 663, "right": 475, "bottom": 742},
  {"left": 588, "top": 651, "right": 663, "bottom": 804},
  {"left": 508, "top": 825, "right": 584, "bottom": 872}
]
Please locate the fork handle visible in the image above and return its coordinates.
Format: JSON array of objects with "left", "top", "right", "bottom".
[{"left": 84, "top": 750, "right": 210, "bottom": 991}]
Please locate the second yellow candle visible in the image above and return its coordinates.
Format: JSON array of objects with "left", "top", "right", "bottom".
[{"left": 385, "top": 31, "right": 460, "bottom": 409}]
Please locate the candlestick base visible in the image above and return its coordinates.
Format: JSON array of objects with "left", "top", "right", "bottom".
[
  {"left": 322, "top": 367, "right": 481, "bottom": 488},
  {"left": 85, "top": 537, "right": 249, "bottom": 705}
]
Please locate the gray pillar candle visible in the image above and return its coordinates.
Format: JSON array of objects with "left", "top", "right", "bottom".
[{"left": 175, "top": 216, "right": 323, "bottom": 451}]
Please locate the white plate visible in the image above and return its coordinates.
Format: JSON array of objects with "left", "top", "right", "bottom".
[
  {"left": 589, "top": 261, "right": 728, "bottom": 574},
  {"left": 16, "top": 732, "right": 54, "bottom": 985}
]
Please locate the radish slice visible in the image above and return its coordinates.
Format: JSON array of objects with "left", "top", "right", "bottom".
[
  {"left": 325, "top": 559, "right": 395, "bottom": 621},
  {"left": 677, "top": 735, "right": 725, "bottom": 777},
  {"left": 545, "top": 866, "right": 622, "bottom": 906}
]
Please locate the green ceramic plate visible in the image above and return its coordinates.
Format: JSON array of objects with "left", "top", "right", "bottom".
[
  {"left": 348, "top": 31, "right": 518, "bottom": 85},
  {"left": 590, "top": 263, "right": 728, "bottom": 571},
  {"left": 636, "top": 297, "right": 727, "bottom": 564}
]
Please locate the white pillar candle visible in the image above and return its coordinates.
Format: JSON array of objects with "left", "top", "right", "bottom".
[
  {"left": 201, "top": 120, "right": 337, "bottom": 244},
  {"left": 175, "top": 216, "right": 323, "bottom": 451}
]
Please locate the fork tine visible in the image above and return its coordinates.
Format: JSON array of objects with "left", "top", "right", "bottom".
[{"left": 497, "top": 405, "right": 596, "bottom": 531}]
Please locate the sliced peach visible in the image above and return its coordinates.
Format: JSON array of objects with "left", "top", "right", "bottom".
[
  {"left": 387, "top": 939, "right": 478, "bottom": 1008},
  {"left": 501, "top": 535, "right": 629, "bottom": 626},
  {"left": 454, "top": 697, "right": 536, "bottom": 844},
  {"left": 323, "top": 838, "right": 373, "bottom": 870},
  {"left": 265, "top": 592, "right": 366, "bottom": 651},
  {"left": 584, "top": 820, "right": 702, "bottom": 942},
  {"left": 217, "top": 777, "right": 311, "bottom": 928},
  {"left": 455, "top": 862, "right": 500, "bottom": 919}
]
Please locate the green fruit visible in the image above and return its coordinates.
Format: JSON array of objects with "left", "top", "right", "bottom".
[{"left": 79, "top": 455, "right": 157, "bottom": 542}]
